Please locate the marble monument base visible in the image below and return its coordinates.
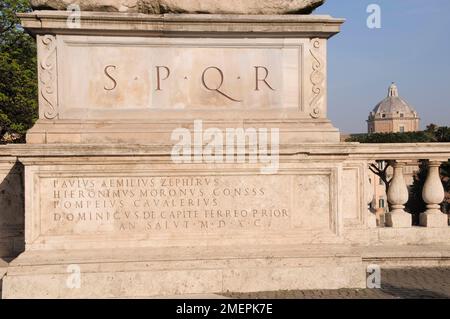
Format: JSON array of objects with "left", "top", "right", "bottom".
[
  {"left": 3, "top": 246, "right": 365, "bottom": 299},
  {"left": 0, "top": 144, "right": 371, "bottom": 298},
  {"left": 19, "top": 12, "right": 345, "bottom": 146}
]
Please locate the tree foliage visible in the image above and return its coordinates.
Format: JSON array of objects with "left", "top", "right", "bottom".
[
  {"left": 0, "top": 0, "right": 37, "bottom": 143},
  {"left": 347, "top": 125, "right": 450, "bottom": 144},
  {"left": 427, "top": 125, "right": 450, "bottom": 142},
  {"left": 346, "top": 131, "right": 435, "bottom": 143}
]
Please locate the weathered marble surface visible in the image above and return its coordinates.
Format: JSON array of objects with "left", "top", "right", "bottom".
[
  {"left": 2, "top": 142, "right": 450, "bottom": 298},
  {"left": 56, "top": 37, "right": 311, "bottom": 112},
  {"left": 19, "top": 12, "right": 343, "bottom": 145},
  {"left": 30, "top": 0, "right": 325, "bottom": 14},
  {"left": 3, "top": 245, "right": 365, "bottom": 298},
  {"left": 22, "top": 159, "right": 341, "bottom": 250}
]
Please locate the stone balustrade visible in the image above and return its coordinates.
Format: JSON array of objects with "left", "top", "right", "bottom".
[
  {"left": 282, "top": 143, "right": 449, "bottom": 232},
  {"left": 377, "top": 160, "right": 448, "bottom": 228}
]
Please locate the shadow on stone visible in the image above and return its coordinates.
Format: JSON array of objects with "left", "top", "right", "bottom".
[
  {"left": 381, "top": 283, "right": 449, "bottom": 299},
  {"left": 0, "top": 161, "right": 25, "bottom": 260}
]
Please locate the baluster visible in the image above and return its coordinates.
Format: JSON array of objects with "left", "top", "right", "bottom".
[
  {"left": 367, "top": 174, "right": 377, "bottom": 228},
  {"left": 420, "top": 161, "right": 448, "bottom": 227},
  {"left": 385, "top": 161, "right": 412, "bottom": 228}
]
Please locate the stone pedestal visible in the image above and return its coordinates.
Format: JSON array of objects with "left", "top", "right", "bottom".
[
  {"left": 19, "top": 12, "right": 344, "bottom": 145},
  {"left": 0, "top": 11, "right": 382, "bottom": 298},
  {"left": 2, "top": 142, "right": 450, "bottom": 297},
  {"left": 0, "top": 143, "right": 373, "bottom": 298}
]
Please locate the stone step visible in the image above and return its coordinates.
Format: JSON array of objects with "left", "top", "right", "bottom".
[
  {"left": 361, "top": 245, "right": 450, "bottom": 267},
  {"left": 2, "top": 245, "right": 365, "bottom": 298}
]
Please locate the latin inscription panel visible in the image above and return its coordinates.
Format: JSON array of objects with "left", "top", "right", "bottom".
[
  {"left": 59, "top": 36, "right": 304, "bottom": 114},
  {"left": 37, "top": 174, "right": 332, "bottom": 237}
]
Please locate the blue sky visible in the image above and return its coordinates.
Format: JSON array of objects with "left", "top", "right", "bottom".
[{"left": 315, "top": 0, "right": 450, "bottom": 133}]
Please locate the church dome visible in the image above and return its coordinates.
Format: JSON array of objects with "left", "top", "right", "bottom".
[
  {"left": 370, "top": 83, "right": 418, "bottom": 118},
  {"left": 367, "top": 83, "right": 420, "bottom": 133}
]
